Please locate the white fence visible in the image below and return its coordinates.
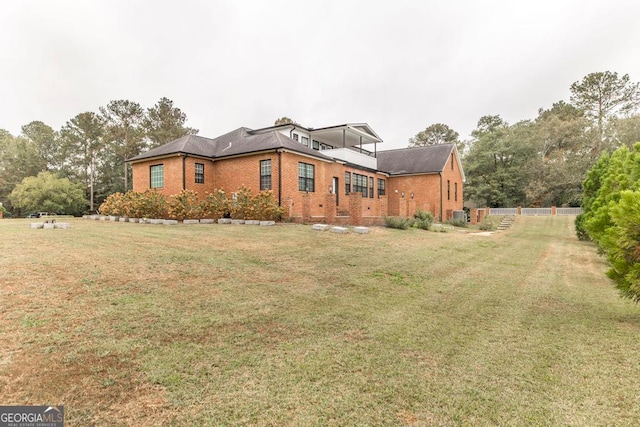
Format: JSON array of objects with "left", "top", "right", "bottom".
[
  {"left": 488, "top": 207, "right": 582, "bottom": 216},
  {"left": 521, "top": 208, "right": 552, "bottom": 216},
  {"left": 489, "top": 208, "right": 518, "bottom": 215},
  {"left": 557, "top": 207, "right": 583, "bottom": 215}
]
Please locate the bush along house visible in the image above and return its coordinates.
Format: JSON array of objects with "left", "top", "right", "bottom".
[{"left": 128, "top": 122, "right": 465, "bottom": 225}]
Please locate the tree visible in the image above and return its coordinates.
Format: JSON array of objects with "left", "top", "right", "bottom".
[
  {"left": 524, "top": 102, "right": 591, "bottom": 206},
  {"left": 274, "top": 117, "right": 295, "bottom": 126},
  {"left": 143, "top": 97, "right": 198, "bottom": 148},
  {"left": 59, "top": 112, "right": 105, "bottom": 212},
  {"left": 100, "top": 100, "right": 146, "bottom": 192},
  {"left": 0, "top": 130, "right": 42, "bottom": 212},
  {"left": 576, "top": 143, "right": 640, "bottom": 301},
  {"left": 409, "top": 123, "right": 459, "bottom": 147},
  {"left": 9, "top": 172, "right": 87, "bottom": 216},
  {"left": 570, "top": 71, "right": 640, "bottom": 152},
  {"left": 21, "top": 121, "right": 59, "bottom": 172},
  {"left": 463, "top": 117, "right": 537, "bottom": 207},
  {"left": 613, "top": 114, "right": 640, "bottom": 148}
]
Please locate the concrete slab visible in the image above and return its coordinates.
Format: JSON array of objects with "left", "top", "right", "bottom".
[
  {"left": 353, "top": 226, "right": 370, "bottom": 234},
  {"left": 199, "top": 219, "right": 215, "bottom": 224},
  {"left": 54, "top": 222, "right": 70, "bottom": 229},
  {"left": 330, "top": 226, "right": 349, "bottom": 234},
  {"left": 163, "top": 220, "right": 179, "bottom": 225},
  {"left": 183, "top": 219, "right": 200, "bottom": 225},
  {"left": 231, "top": 219, "right": 245, "bottom": 224},
  {"left": 259, "top": 221, "right": 275, "bottom": 226},
  {"left": 245, "top": 220, "right": 260, "bottom": 225},
  {"left": 218, "top": 218, "right": 232, "bottom": 224},
  {"left": 43, "top": 223, "right": 55, "bottom": 229},
  {"left": 312, "top": 224, "right": 330, "bottom": 231},
  {"left": 30, "top": 223, "right": 44, "bottom": 229}
]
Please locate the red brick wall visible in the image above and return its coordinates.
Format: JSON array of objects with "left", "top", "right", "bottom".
[
  {"left": 132, "top": 155, "right": 216, "bottom": 199},
  {"left": 387, "top": 174, "right": 441, "bottom": 218},
  {"left": 132, "top": 156, "right": 184, "bottom": 196},
  {"left": 386, "top": 150, "right": 464, "bottom": 220},
  {"left": 131, "top": 149, "right": 463, "bottom": 221},
  {"left": 441, "top": 149, "right": 464, "bottom": 217}
]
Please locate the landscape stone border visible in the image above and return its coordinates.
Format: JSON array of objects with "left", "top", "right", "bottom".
[{"left": 81, "top": 216, "right": 278, "bottom": 226}]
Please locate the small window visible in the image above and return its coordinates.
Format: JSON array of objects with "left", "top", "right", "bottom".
[
  {"left": 312, "top": 140, "right": 320, "bottom": 150},
  {"left": 377, "top": 178, "right": 386, "bottom": 196},
  {"left": 455, "top": 182, "right": 458, "bottom": 202},
  {"left": 345, "top": 172, "right": 351, "bottom": 194},
  {"left": 369, "top": 177, "right": 374, "bottom": 199},
  {"left": 451, "top": 154, "right": 454, "bottom": 170},
  {"left": 301, "top": 136, "right": 309, "bottom": 147},
  {"left": 195, "top": 163, "right": 204, "bottom": 184},
  {"left": 260, "top": 159, "right": 272, "bottom": 191},
  {"left": 447, "top": 180, "right": 451, "bottom": 201},
  {"left": 298, "top": 162, "right": 315, "bottom": 192},
  {"left": 150, "top": 164, "right": 163, "bottom": 188},
  {"left": 292, "top": 133, "right": 299, "bottom": 141}
]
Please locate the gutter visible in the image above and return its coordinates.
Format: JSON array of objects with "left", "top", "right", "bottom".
[
  {"left": 277, "top": 150, "right": 282, "bottom": 206},
  {"left": 439, "top": 172, "right": 443, "bottom": 221}
]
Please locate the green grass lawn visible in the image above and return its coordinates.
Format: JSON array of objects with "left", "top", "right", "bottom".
[{"left": 1, "top": 217, "right": 640, "bottom": 425}]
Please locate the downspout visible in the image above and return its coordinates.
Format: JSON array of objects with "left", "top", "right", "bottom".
[
  {"left": 439, "top": 172, "right": 443, "bottom": 221},
  {"left": 289, "top": 124, "right": 298, "bottom": 139},
  {"left": 182, "top": 154, "right": 187, "bottom": 191},
  {"left": 277, "top": 150, "right": 282, "bottom": 206}
]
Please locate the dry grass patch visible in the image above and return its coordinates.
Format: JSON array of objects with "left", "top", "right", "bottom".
[{"left": 1, "top": 217, "right": 640, "bottom": 425}]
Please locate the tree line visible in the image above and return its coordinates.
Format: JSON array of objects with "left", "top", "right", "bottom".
[
  {"left": 0, "top": 97, "right": 197, "bottom": 215},
  {"left": 409, "top": 71, "right": 640, "bottom": 208}
]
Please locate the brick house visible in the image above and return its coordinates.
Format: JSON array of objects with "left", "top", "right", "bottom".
[{"left": 128, "top": 123, "right": 465, "bottom": 224}]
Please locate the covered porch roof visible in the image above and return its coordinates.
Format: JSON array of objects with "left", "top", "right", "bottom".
[{"left": 309, "top": 123, "right": 383, "bottom": 149}]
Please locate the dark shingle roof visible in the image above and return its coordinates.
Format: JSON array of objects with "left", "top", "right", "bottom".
[
  {"left": 128, "top": 134, "right": 221, "bottom": 161},
  {"left": 377, "top": 144, "right": 455, "bottom": 175},
  {"left": 128, "top": 127, "right": 333, "bottom": 162}
]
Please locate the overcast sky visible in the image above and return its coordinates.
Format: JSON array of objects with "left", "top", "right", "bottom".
[{"left": 2, "top": 0, "right": 639, "bottom": 150}]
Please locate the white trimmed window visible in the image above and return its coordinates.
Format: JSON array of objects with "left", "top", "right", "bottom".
[{"left": 150, "top": 164, "right": 164, "bottom": 188}]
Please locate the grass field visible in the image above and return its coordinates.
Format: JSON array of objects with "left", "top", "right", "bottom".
[{"left": 1, "top": 217, "right": 640, "bottom": 426}]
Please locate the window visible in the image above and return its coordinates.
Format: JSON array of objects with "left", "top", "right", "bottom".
[
  {"left": 447, "top": 180, "right": 451, "bottom": 200},
  {"left": 451, "top": 154, "right": 454, "bottom": 170},
  {"left": 353, "top": 173, "right": 367, "bottom": 197},
  {"left": 369, "top": 177, "right": 374, "bottom": 199},
  {"left": 455, "top": 182, "right": 458, "bottom": 202},
  {"left": 292, "top": 133, "right": 299, "bottom": 141},
  {"left": 150, "top": 164, "right": 163, "bottom": 188},
  {"left": 260, "top": 159, "right": 272, "bottom": 190},
  {"left": 298, "top": 162, "right": 314, "bottom": 192},
  {"left": 301, "top": 136, "right": 309, "bottom": 147},
  {"left": 195, "top": 163, "right": 204, "bottom": 184},
  {"left": 312, "top": 140, "right": 320, "bottom": 150},
  {"left": 345, "top": 172, "right": 351, "bottom": 194},
  {"left": 378, "top": 178, "right": 386, "bottom": 196}
]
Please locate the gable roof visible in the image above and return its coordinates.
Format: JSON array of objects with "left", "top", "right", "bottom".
[
  {"left": 128, "top": 127, "right": 334, "bottom": 162},
  {"left": 377, "top": 143, "right": 465, "bottom": 180}
]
